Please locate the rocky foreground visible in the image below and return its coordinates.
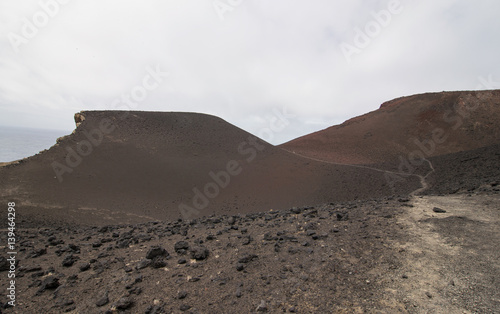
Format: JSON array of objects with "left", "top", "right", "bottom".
[{"left": 1, "top": 184, "right": 499, "bottom": 313}]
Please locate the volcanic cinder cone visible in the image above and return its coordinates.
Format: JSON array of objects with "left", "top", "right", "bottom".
[
  {"left": 281, "top": 90, "right": 500, "bottom": 164},
  {"left": 0, "top": 111, "right": 418, "bottom": 225}
]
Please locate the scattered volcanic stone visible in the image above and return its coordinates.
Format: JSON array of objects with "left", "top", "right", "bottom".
[
  {"left": 115, "top": 297, "right": 133, "bottom": 310},
  {"left": 0, "top": 256, "right": 8, "bottom": 271},
  {"left": 136, "top": 259, "right": 152, "bottom": 270},
  {"left": 236, "top": 263, "right": 245, "bottom": 271},
  {"left": 433, "top": 207, "right": 447, "bottom": 213},
  {"left": 79, "top": 262, "right": 91, "bottom": 272},
  {"left": 58, "top": 299, "right": 74, "bottom": 307},
  {"left": 67, "top": 244, "right": 80, "bottom": 253},
  {"left": 180, "top": 304, "right": 191, "bottom": 311},
  {"left": 97, "top": 252, "right": 110, "bottom": 259},
  {"left": 178, "top": 258, "right": 187, "bottom": 265},
  {"left": 31, "top": 248, "right": 47, "bottom": 258},
  {"left": 174, "top": 241, "right": 189, "bottom": 254},
  {"left": 304, "top": 222, "right": 317, "bottom": 230},
  {"left": 238, "top": 254, "right": 258, "bottom": 264},
  {"left": 336, "top": 212, "right": 348, "bottom": 221},
  {"left": 256, "top": 300, "right": 268, "bottom": 312},
  {"left": 312, "top": 233, "right": 328, "bottom": 240},
  {"left": 177, "top": 291, "right": 188, "bottom": 299},
  {"left": 290, "top": 207, "right": 302, "bottom": 214},
  {"left": 116, "top": 239, "right": 131, "bottom": 248},
  {"left": 145, "top": 305, "right": 164, "bottom": 314},
  {"left": 152, "top": 258, "right": 167, "bottom": 269},
  {"left": 242, "top": 236, "right": 252, "bottom": 245},
  {"left": 95, "top": 291, "right": 109, "bottom": 307},
  {"left": 38, "top": 276, "right": 60, "bottom": 293},
  {"left": 48, "top": 236, "right": 64, "bottom": 246},
  {"left": 62, "top": 254, "right": 79, "bottom": 267},
  {"left": 129, "top": 287, "right": 143, "bottom": 295},
  {"left": 188, "top": 276, "right": 200, "bottom": 282},
  {"left": 190, "top": 246, "right": 209, "bottom": 260},
  {"left": 100, "top": 238, "right": 113, "bottom": 244},
  {"left": 132, "top": 275, "right": 143, "bottom": 285},
  {"left": 67, "top": 274, "right": 78, "bottom": 283},
  {"left": 146, "top": 246, "right": 168, "bottom": 260},
  {"left": 23, "top": 265, "right": 42, "bottom": 273},
  {"left": 264, "top": 233, "right": 277, "bottom": 241}
]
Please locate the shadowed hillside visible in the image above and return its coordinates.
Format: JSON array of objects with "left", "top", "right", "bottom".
[
  {"left": 0, "top": 111, "right": 418, "bottom": 225},
  {"left": 280, "top": 90, "right": 500, "bottom": 164}
]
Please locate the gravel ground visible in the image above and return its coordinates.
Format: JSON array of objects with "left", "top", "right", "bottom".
[{"left": 1, "top": 188, "right": 499, "bottom": 313}]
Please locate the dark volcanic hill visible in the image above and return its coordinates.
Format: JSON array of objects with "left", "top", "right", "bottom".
[
  {"left": 280, "top": 90, "right": 500, "bottom": 164},
  {"left": 0, "top": 111, "right": 418, "bottom": 225},
  {"left": 1, "top": 101, "right": 500, "bottom": 313}
]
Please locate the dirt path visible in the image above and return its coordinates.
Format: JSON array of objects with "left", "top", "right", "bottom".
[
  {"left": 282, "top": 149, "right": 434, "bottom": 196},
  {"left": 389, "top": 193, "right": 500, "bottom": 313},
  {"left": 410, "top": 158, "right": 435, "bottom": 196}
]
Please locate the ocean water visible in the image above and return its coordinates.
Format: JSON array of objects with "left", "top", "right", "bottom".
[{"left": 0, "top": 126, "right": 71, "bottom": 162}]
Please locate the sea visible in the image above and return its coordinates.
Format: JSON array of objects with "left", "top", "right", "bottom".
[{"left": 0, "top": 126, "right": 71, "bottom": 162}]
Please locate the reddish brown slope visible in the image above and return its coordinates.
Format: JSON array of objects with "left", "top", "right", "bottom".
[
  {"left": 0, "top": 111, "right": 419, "bottom": 225},
  {"left": 280, "top": 90, "right": 500, "bottom": 164}
]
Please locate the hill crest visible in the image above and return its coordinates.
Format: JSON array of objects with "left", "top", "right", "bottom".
[{"left": 281, "top": 90, "right": 500, "bottom": 164}]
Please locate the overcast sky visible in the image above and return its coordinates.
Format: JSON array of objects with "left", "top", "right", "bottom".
[{"left": 1, "top": 0, "right": 499, "bottom": 145}]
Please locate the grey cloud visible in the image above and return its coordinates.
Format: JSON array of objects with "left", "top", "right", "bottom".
[{"left": 0, "top": 0, "right": 499, "bottom": 144}]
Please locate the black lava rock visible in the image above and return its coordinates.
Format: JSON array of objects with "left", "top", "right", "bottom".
[
  {"left": 62, "top": 254, "right": 79, "bottom": 267},
  {"left": 152, "top": 258, "right": 167, "bottom": 269},
  {"left": 256, "top": 300, "right": 268, "bottom": 312},
  {"left": 37, "top": 276, "right": 60, "bottom": 294},
  {"left": 136, "top": 259, "right": 152, "bottom": 270},
  {"left": 174, "top": 241, "right": 190, "bottom": 255},
  {"left": 238, "top": 254, "right": 258, "bottom": 264},
  {"left": 0, "top": 256, "right": 9, "bottom": 271},
  {"left": 146, "top": 246, "right": 168, "bottom": 260},
  {"left": 115, "top": 297, "right": 133, "bottom": 310},
  {"left": 432, "top": 207, "right": 447, "bottom": 213},
  {"left": 180, "top": 304, "right": 191, "bottom": 311},
  {"left": 290, "top": 207, "right": 303, "bottom": 214},
  {"left": 95, "top": 291, "right": 109, "bottom": 307},
  {"left": 79, "top": 262, "right": 91, "bottom": 272},
  {"left": 242, "top": 236, "right": 252, "bottom": 245},
  {"left": 30, "top": 248, "right": 47, "bottom": 258},
  {"left": 48, "top": 236, "right": 64, "bottom": 246},
  {"left": 177, "top": 291, "right": 188, "bottom": 299},
  {"left": 236, "top": 263, "right": 245, "bottom": 271},
  {"left": 190, "top": 246, "right": 209, "bottom": 260}
]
